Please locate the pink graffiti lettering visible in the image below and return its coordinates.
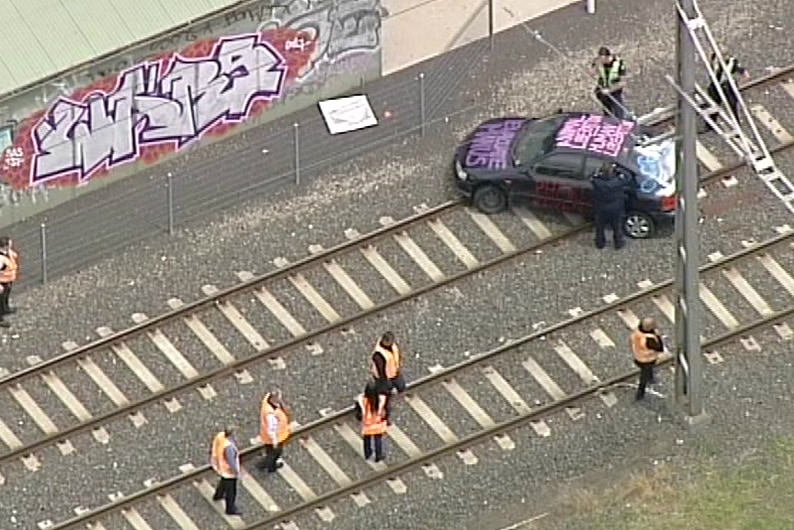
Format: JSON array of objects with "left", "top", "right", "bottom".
[
  {"left": 555, "top": 114, "right": 634, "bottom": 157},
  {"left": 465, "top": 120, "right": 524, "bottom": 170},
  {"left": 31, "top": 34, "right": 287, "bottom": 184}
]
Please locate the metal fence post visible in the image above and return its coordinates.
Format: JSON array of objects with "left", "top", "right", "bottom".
[
  {"left": 39, "top": 222, "right": 47, "bottom": 285},
  {"left": 167, "top": 172, "right": 174, "bottom": 236},
  {"left": 293, "top": 122, "right": 301, "bottom": 185},
  {"left": 418, "top": 73, "right": 426, "bottom": 136},
  {"left": 488, "top": 0, "right": 495, "bottom": 50}
]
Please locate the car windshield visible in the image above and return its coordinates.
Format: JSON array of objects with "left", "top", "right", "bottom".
[{"left": 512, "top": 115, "right": 567, "bottom": 165}]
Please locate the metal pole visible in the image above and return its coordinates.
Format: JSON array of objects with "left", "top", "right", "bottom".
[
  {"left": 293, "top": 122, "right": 301, "bottom": 185},
  {"left": 488, "top": 0, "right": 495, "bottom": 50},
  {"left": 167, "top": 172, "right": 174, "bottom": 236},
  {"left": 673, "top": 0, "right": 704, "bottom": 418},
  {"left": 418, "top": 73, "right": 426, "bottom": 137},
  {"left": 39, "top": 222, "right": 47, "bottom": 285},
  {"left": 586, "top": 0, "right": 596, "bottom": 14}
]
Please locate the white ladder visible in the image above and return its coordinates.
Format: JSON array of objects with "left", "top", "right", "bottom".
[{"left": 666, "top": 0, "right": 794, "bottom": 214}]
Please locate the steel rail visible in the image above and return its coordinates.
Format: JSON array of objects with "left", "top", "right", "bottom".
[
  {"left": 244, "top": 306, "right": 794, "bottom": 530},
  {"left": 10, "top": 135, "right": 793, "bottom": 469},
  {"left": 0, "top": 200, "right": 464, "bottom": 386},
  {"left": 5, "top": 59, "right": 792, "bottom": 391},
  {"left": 635, "top": 63, "right": 794, "bottom": 126},
  {"left": 50, "top": 211, "right": 794, "bottom": 530}
]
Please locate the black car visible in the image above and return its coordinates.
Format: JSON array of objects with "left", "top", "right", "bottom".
[{"left": 452, "top": 111, "right": 677, "bottom": 238}]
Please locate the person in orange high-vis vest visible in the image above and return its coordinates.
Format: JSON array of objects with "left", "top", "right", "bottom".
[
  {"left": 631, "top": 317, "right": 665, "bottom": 401},
  {"left": 0, "top": 237, "right": 18, "bottom": 327},
  {"left": 258, "top": 390, "right": 291, "bottom": 473},
  {"left": 210, "top": 427, "right": 242, "bottom": 516},
  {"left": 354, "top": 381, "right": 389, "bottom": 461},
  {"left": 370, "top": 331, "right": 406, "bottom": 396}
]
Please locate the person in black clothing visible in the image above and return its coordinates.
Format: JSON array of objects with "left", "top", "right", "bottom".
[
  {"left": 370, "top": 331, "right": 406, "bottom": 395},
  {"left": 590, "top": 162, "right": 629, "bottom": 250},
  {"left": 590, "top": 47, "right": 629, "bottom": 119},
  {"left": 706, "top": 52, "right": 749, "bottom": 127}
]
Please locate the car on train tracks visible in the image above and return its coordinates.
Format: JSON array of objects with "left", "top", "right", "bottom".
[{"left": 451, "top": 111, "right": 678, "bottom": 239}]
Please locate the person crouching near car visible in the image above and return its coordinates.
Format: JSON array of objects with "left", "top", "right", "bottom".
[{"left": 590, "top": 162, "right": 629, "bottom": 250}]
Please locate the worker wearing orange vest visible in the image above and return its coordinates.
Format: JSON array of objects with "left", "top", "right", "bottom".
[
  {"left": 210, "top": 427, "right": 242, "bottom": 516},
  {"left": 630, "top": 317, "right": 665, "bottom": 401},
  {"left": 0, "top": 237, "right": 18, "bottom": 328},
  {"left": 370, "top": 331, "right": 406, "bottom": 396},
  {"left": 354, "top": 381, "right": 389, "bottom": 461},
  {"left": 257, "top": 390, "right": 291, "bottom": 473}
]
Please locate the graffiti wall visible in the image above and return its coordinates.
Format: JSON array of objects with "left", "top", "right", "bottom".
[{"left": 0, "top": 0, "right": 382, "bottom": 224}]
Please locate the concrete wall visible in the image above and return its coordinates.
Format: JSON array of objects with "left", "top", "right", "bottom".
[{"left": 0, "top": 0, "right": 382, "bottom": 227}]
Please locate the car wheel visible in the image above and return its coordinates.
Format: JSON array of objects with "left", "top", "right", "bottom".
[
  {"left": 472, "top": 186, "right": 508, "bottom": 214},
  {"left": 624, "top": 211, "right": 656, "bottom": 239}
]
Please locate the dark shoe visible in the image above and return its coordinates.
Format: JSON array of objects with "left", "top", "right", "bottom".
[
  {"left": 267, "top": 461, "right": 284, "bottom": 473},
  {"left": 4, "top": 308, "right": 16, "bottom": 314},
  {"left": 0, "top": 320, "right": 9, "bottom": 328},
  {"left": 614, "top": 242, "right": 625, "bottom": 250},
  {"left": 212, "top": 495, "right": 223, "bottom": 501},
  {"left": 226, "top": 510, "right": 243, "bottom": 516},
  {"left": 374, "top": 456, "right": 384, "bottom": 463},
  {"left": 595, "top": 243, "right": 605, "bottom": 250}
]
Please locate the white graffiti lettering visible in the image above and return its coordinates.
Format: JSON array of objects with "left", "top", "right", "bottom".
[
  {"left": 261, "top": 0, "right": 381, "bottom": 70},
  {"left": 4, "top": 148, "right": 24, "bottom": 169},
  {"left": 31, "top": 34, "right": 286, "bottom": 183}
]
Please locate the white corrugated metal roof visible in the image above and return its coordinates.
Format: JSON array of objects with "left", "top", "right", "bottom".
[{"left": 0, "top": 0, "right": 245, "bottom": 97}]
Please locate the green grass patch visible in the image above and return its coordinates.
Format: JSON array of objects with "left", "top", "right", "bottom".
[{"left": 556, "top": 438, "right": 794, "bottom": 530}]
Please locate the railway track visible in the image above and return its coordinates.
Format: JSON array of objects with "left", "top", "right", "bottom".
[
  {"left": 1, "top": 64, "right": 794, "bottom": 487},
  {"left": 47, "top": 224, "right": 794, "bottom": 530}
]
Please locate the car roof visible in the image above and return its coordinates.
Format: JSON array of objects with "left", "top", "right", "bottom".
[{"left": 541, "top": 111, "right": 637, "bottom": 160}]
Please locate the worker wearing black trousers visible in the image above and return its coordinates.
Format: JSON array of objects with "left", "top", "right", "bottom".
[
  {"left": 631, "top": 318, "right": 664, "bottom": 401},
  {"left": 590, "top": 162, "right": 629, "bottom": 250},
  {"left": 706, "top": 52, "right": 749, "bottom": 128},
  {"left": 210, "top": 427, "right": 242, "bottom": 516},
  {"left": 590, "top": 47, "right": 629, "bottom": 120}
]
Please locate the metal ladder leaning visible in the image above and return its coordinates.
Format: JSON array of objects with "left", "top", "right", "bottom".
[{"left": 665, "top": 0, "right": 794, "bottom": 214}]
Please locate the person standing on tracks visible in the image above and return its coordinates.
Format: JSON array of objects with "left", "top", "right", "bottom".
[
  {"left": 210, "top": 426, "right": 243, "bottom": 516},
  {"left": 590, "top": 47, "right": 629, "bottom": 120},
  {"left": 0, "top": 237, "right": 19, "bottom": 328},
  {"left": 370, "top": 331, "right": 406, "bottom": 397},
  {"left": 590, "top": 162, "right": 629, "bottom": 250},
  {"left": 258, "top": 390, "right": 291, "bottom": 473},
  {"left": 706, "top": 52, "right": 750, "bottom": 128},
  {"left": 354, "top": 381, "right": 389, "bottom": 462},
  {"left": 631, "top": 317, "right": 665, "bottom": 401}
]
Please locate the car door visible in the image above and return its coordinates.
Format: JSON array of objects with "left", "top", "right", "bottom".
[
  {"left": 529, "top": 152, "right": 587, "bottom": 212},
  {"left": 581, "top": 156, "right": 607, "bottom": 215}
]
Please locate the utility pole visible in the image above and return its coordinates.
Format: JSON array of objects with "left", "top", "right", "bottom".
[{"left": 673, "top": 0, "right": 705, "bottom": 420}]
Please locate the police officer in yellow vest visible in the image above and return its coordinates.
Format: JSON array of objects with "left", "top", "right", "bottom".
[
  {"left": 0, "top": 237, "right": 19, "bottom": 328},
  {"left": 354, "top": 381, "right": 389, "bottom": 462},
  {"left": 590, "top": 47, "right": 628, "bottom": 120},
  {"left": 370, "top": 331, "right": 406, "bottom": 396},
  {"left": 258, "top": 390, "right": 291, "bottom": 473},
  {"left": 630, "top": 317, "right": 665, "bottom": 401},
  {"left": 210, "top": 427, "right": 242, "bottom": 516}
]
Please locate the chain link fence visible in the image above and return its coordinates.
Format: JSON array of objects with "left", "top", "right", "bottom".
[{"left": 7, "top": 0, "right": 522, "bottom": 290}]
